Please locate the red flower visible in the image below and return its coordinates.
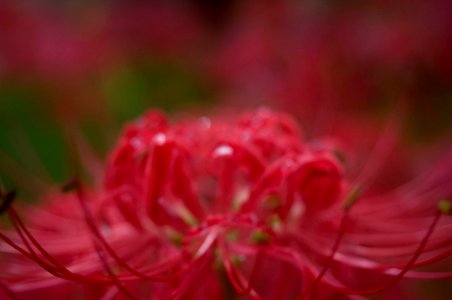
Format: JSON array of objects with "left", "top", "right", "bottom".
[{"left": 1, "top": 108, "right": 451, "bottom": 299}]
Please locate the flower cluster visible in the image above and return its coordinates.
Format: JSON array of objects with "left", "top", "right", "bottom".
[{"left": 1, "top": 108, "right": 451, "bottom": 299}]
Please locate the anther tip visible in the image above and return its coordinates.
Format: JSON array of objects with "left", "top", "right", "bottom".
[
  {"left": 250, "top": 230, "right": 270, "bottom": 244},
  {"left": 343, "top": 185, "right": 363, "bottom": 211},
  {"left": 0, "top": 190, "right": 17, "bottom": 215},
  {"left": 61, "top": 177, "right": 81, "bottom": 193},
  {"left": 437, "top": 200, "right": 451, "bottom": 215}
]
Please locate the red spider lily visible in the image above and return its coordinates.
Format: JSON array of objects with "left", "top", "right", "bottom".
[{"left": 1, "top": 108, "right": 451, "bottom": 299}]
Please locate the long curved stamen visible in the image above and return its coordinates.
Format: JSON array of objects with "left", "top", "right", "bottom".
[
  {"left": 294, "top": 185, "right": 360, "bottom": 299},
  {"left": 334, "top": 203, "right": 447, "bottom": 296},
  {"left": 1, "top": 191, "right": 78, "bottom": 280},
  {"left": 294, "top": 211, "right": 350, "bottom": 300},
  {"left": 9, "top": 207, "right": 81, "bottom": 279},
  {"left": 5, "top": 206, "right": 115, "bottom": 283},
  {"left": 0, "top": 280, "right": 18, "bottom": 300},
  {"left": 246, "top": 249, "right": 264, "bottom": 294},
  {"left": 219, "top": 238, "right": 263, "bottom": 299},
  {"left": 169, "top": 254, "right": 212, "bottom": 300},
  {"left": 71, "top": 179, "right": 192, "bottom": 282},
  {"left": 0, "top": 189, "right": 180, "bottom": 289},
  {"left": 92, "top": 241, "right": 139, "bottom": 300},
  {"left": 65, "top": 177, "right": 138, "bottom": 298}
]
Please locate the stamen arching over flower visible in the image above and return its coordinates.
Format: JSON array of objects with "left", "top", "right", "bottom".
[{"left": 1, "top": 108, "right": 452, "bottom": 299}]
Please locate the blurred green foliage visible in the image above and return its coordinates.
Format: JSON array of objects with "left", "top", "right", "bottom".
[
  {"left": 0, "top": 84, "right": 68, "bottom": 193},
  {"left": 103, "top": 61, "right": 212, "bottom": 123},
  {"left": 0, "top": 60, "right": 214, "bottom": 199}
]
